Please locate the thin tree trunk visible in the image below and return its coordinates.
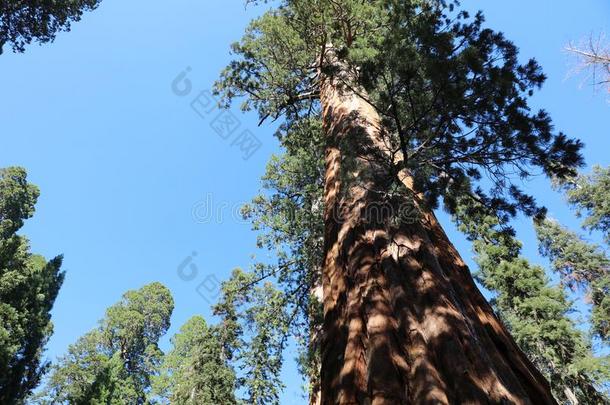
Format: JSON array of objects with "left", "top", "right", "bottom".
[
  {"left": 310, "top": 280, "right": 323, "bottom": 405},
  {"left": 318, "top": 50, "right": 557, "bottom": 405},
  {"left": 564, "top": 387, "right": 579, "bottom": 405}
]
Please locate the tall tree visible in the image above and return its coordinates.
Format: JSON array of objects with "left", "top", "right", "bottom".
[
  {"left": 214, "top": 269, "right": 290, "bottom": 405},
  {"left": 535, "top": 218, "right": 610, "bottom": 344},
  {"left": 562, "top": 165, "right": 610, "bottom": 243},
  {"left": 41, "top": 282, "right": 174, "bottom": 404},
  {"left": 238, "top": 117, "right": 326, "bottom": 401},
  {"left": 0, "top": 0, "right": 102, "bottom": 54},
  {"left": 216, "top": 0, "right": 585, "bottom": 403},
  {"left": 152, "top": 315, "right": 237, "bottom": 405},
  {"left": 0, "top": 167, "right": 65, "bottom": 404},
  {"left": 454, "top": 200, "right": 609, "bottom": 404}
]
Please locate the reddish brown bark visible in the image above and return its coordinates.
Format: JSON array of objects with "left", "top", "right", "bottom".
[{"left": 318, "top": 53, "right": 557, "bottom": 405}]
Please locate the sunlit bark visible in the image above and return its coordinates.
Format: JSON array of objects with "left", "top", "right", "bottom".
[{"left": 318, "top": 49, "right": 557, "bottom": 405}]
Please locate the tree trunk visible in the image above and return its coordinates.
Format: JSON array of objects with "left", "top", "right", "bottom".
[
  {"left": 564, "top": 387, "right": 578, "bottom": 405},
  {"left": 310, "top": 280, "right": 323, "bottom": 405},
  {"left": 318, "top": 51, "right": 557, "bottom": 405}
]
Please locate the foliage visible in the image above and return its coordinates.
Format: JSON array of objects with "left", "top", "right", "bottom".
[
  {"left": 454, "top": 199, "right": 609, "bottom": 403},
  {"left": 562, "top": 165, "right": 610, "bottom": 243},
  {"left": 214, "top": 0, "right": 586, "bottom": 399},
  {"left": 152, "top": 315, "right": 237, "bottom": 405},
  {"left": 537, "top": 164, "right": 610, "bottom": 346},
  {"left": 40, "top": 282, "right": 174, "bottom": 404},
  {"left": 0, "top": 167, "right": 65, "bottom": 404},
  {"left": 214, "top": 269, "right": 290, "bottom": 405},
  {"left": 0, "top": 0, "right": 102, "bottom": 54},
  {"left": 217, "top": 0, "right": 584, "bottom": 221},
  {"left": 535, "top": 218, "right": 610, "bottom": 343}
]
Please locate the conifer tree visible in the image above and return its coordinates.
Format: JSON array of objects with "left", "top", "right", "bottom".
[
  {"left": 454, "top": 201, "right": 609, "bottom": 404},
  {"left": 152, "top": 315, "right": 238, "bottom": 405},
  {"left": 0, "top": 0, "right": 102, "bottom": 54},
  {"left": 41, "top": 282, "right": 173, "bottom": 404},
  {"left": 215, "top": 0, "right": 584, "bottom": 403},
  {"left": 214, "top": 269, "right": 290, "bottom": 405},
  {"left": 0, "top": 167, "right": 65, "bottom": 404},
  {"left": 535, "top": 218, "right": 610, "bottom": 344},
  {"left": 562, "top": 165, "right": 610, "bottom": 243}
]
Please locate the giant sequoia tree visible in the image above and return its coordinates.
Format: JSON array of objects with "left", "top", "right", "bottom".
[
  {"left": 216, "top": 1, "right": 584, "bottom": 403},
  {"left": 41, "top": 282, "right": 173, "bottom": 404}
]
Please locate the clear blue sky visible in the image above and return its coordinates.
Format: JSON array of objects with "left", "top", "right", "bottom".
[{"left": 1, "top": 1, "right": 608, "bottom": 402}]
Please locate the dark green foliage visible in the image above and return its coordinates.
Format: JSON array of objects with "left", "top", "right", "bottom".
[
  {"left": 217, "top": 0, "right": 584, "bottom": 222},
  {"left": 0, "top": 0, "right": 102, "bottom": 54},
  {"left": 453, "top": 200, "right": 609, "bottom": 403},
  {"left": 361, "top": 1, "right": 583, "bottom": 217},
  {"left": 0, "top": 166, "right": 39, "bottom": 237},
  {"left": 41, "top": 282, "right": 174, "bottom": 404},
  {"left": 592, "top": 274, "right": 610, "bottom": 345},
  {"left": 153, "top": 316, "right": 237, "bottom": 405},
  {"left": 0, "top": 167, "right": 65, "bottom": 404}
]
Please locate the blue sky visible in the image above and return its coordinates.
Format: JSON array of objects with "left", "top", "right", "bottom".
[{"left": 1, "top": 0, "right": 608, "bottom": 402}]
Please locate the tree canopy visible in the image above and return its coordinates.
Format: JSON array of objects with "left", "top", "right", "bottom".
[
  {"left": 217, "top": 0, "right": 584, "bottom": 220},
  {"left": 152, "top": 315, "right": 237, "bottom": 404},
  {"left": 41, "top": 282, "right": 174, "bottom": 404},
  {"left": 214, "top": 0, "right": 587, "bottom": 401},
  {"left": 0, "top": 0, "right": 102, "bottom": 54}
]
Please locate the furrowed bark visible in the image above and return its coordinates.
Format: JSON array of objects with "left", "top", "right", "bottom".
[{"left": 318, "top": 50, "right": 557, "bottom": 405}]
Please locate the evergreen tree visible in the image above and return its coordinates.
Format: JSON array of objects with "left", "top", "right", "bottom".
[
  {"left": 238, "top": 117, "right": 326, "bottom": 400},
  {"left": 41, "top": 282, "right": 174, "bottom": 404},
  {"left": 0, "top": 167, "right": 65, "bottom": 404},
  {"left": 152, "top": 315, "right": 237, "bottom": 405},
  {"left": 0, "top": 0, "right": 102, "bottom": 54},
  {"left": 214, "top": 269, "right": 290, "bottom": 405},
  {"left": 563, "top": 165, "right": 610, "bottom": 243},
  {"left": 215, "top": 0, "right": 584, "bottom": 402},
  {"left": 535, "top": 218, "right": 610, "bottom": 344},
  {"left": 454, "top": 201, "right": 609, "bottom": 404}
]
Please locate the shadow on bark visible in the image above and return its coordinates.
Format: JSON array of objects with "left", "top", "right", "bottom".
[{"left": 318, "top": 95, "right": 556, "bottom": 404}]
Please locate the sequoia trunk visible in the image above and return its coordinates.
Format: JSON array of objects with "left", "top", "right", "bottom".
[{"left": 318, "top": 53, "right": 557, "bottom": 405}]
